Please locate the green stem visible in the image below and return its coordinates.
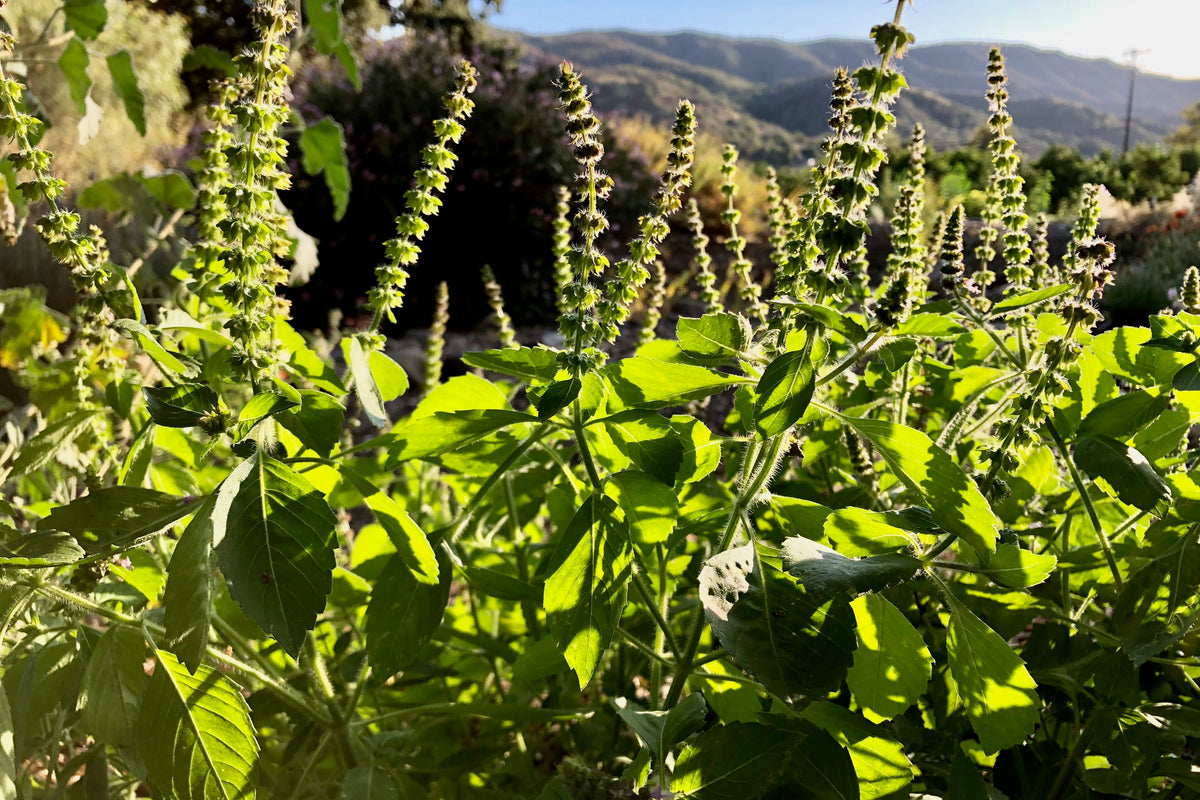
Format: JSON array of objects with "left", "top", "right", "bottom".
[
  {"left": 1046, "top": 421, "right": 1123, "bottom": 592},
  {"left": 816, "top": 330, "right": 886, "bottom": 387},
  {"left": 304, "top": 632, "right": 356, "bottom": 768},
  {"left": 573, "top": 400, "right": 604, "bottom": 490}
]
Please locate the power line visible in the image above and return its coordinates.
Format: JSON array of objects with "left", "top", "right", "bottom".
[{"left": 1123, "top": 48, "right": 1150, "bottom": 155}]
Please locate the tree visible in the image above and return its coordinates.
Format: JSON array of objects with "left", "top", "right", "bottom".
[{"left": 1168, "top": 99, "right": 1200, "bottom": 146}]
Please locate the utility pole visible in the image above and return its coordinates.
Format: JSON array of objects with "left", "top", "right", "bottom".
[{"left": 1123, "top": 48, "right": 1149, "bottom": 155}]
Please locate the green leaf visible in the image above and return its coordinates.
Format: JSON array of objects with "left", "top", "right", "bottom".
[
  {"left": 1174, "top": 359, "right": 1200, "bottom": 391},
  {"left": 370, "top": 351, "right": 408, "bottom": 401},
  {"left": 181, "top": 44, "right": 236, "bottom": 76},
  {"left": 982, "top": 543, "right": 1057, "bottom": 588},
  {"left": 1076, "top": 390, "right": 1169, "bottom": 440},
  {"left": 535, "top": 377, "right": 581, "bottom": 419},
  {"left": 299, "top": 117, "right": 351, "bottom": 220},
  {"left": 120, "top": 421, "right": 157, "bottom": 487},
  {"left": 604, "top": 470, "right": 678, "bottom": 545},
  {"left": 365, "top": 549, "right": 451, "bottom": 677},
  {"left": 605, "top": 357, "right": 746, "bottom": 409},
  {"left": 277, "top": 322, "right": 345, "bottom": 395},
  {"left": 63, "top": 0, "right": 107, "bottom": 39},
  {"left": 347, "top": 336, "right": 388, "bottom": 427},
  {"left": 838, "top": 415, "right": 1000, "bottom": 558},
  {"left": 384, "top": 409, "right": 534, "bottom": 463},
  {"left": 1135, "top": 409, "right": 1192, "bottom": 462},
  {"left": 41, "top": 487, "right": 194, "bottom": 555},
  {"left": 143, "top": 172, "right": 197, "bottom": 210},
  {"left": 341, "top": 765, "right": 399, "bottom": 800},
  {"left": 945, "top": 592, "right": 1040, "bottom": 754},
  {"left": 1092, "top": 326, "right": 1189, "bottom": 388},
  {"left": 234, "top": 391, "right": 299, "bottom": 440},
  {"left": 463, "top": 565, "right": 539, "bottom": 602},
  {"left": 673, "top": 722, "right": 792, "bottom": 799},
  {"left": 754, "top": 350, "right": 814, "bottom": 438},
  {"left": 822, "top": 507, "right": 920, "bottom": 557},
  {"left": 802, "top": 701, "right": 914, "bottom": 800},
  {"left": 599, "top": 410, "right": 683, "bottom": 486},
  {"left": 277, "top": 391, "right": 345, "bottom": 457},
  {"left": 1074, "top": 436, "right": 1171, "bottom": 513},
  {"left": 612, "top": 693, "right": 706, "bottom": 762},
  {"left": 699, "top": 542, "right": 858, "bottom": 702},
  {"left": 304, "top": 0, "right": 360, "bottom": 89},
  {"left": 10, "top": 410, "right": 98, "bottom": 478},
  {"left": 671, "top": 415, "right": 722, "bottom": 485},
  {"left": 846, "top": 594, "right": 931, "bottom": 722},
  {"left": 461, "top": 346, "right": 560, "bottom": 382},
  {"left": 345, "top": 469, "right": 438, "bottom": 584},
  {"left": 114, "top": 319, "right": 195, "bottom": 377},
  {"left": 215, "top": 454, "right": 338, "bottom": 657},
  {"left": 876, "top": 339, "right": 918, "bottom": 372},
  {"left": 989, "top": 283, "right": 1072, "bottom": 315},
  {"left": 0, "top": 531, "right": 85, "bottom": 568},
  {"left": 544, "top": 495, "right": 632, "bottom": 688},
  {"left": 145, "top": 384, "right": 222, "bottom": 428},
  {"left": 0, "top": 680, "right": 14, "bottom": 800},
  {"left": 781, "top": 536, "right": 921, "bottom": 596},
  {"left": 81, "top": 627, "right": 148, "bottom": 746},
  {"left": 780, "top": 300, "right": 867, "bottom": 343},
  {"left": 106, "top": 50, "right": 146, "bottom": 136},
  {"left": 677, "top": 313, "right": 751, "bottom": 360},
  {"left": 139, "top": 648, "right": 259, "bottom": 800},
  {"left": 163, "top": 496, "right": 220, "bottom": 673},
  {"left": 896, "top": 313, "right": 967, "bottom": 338},
  {"left": 58, "top": 37, "right": 91, "bottom": 114}
]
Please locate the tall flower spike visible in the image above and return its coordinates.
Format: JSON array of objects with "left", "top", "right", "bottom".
[
  {"left": 764, "top": 167, "right": 789, "bottom": 267},
  {"left": 481, "top": 266, "right": 517, "bottom": 349},
  {"left": 0, "top": 36, "right": 122, "bottom": 402},
  {"left": 189, "top": 78, "right": 238, "bottom": 302},
  {"left": 938, "top": 205, "right": 966, "bottom": 289},
  {"left": 688, "top": 198, "right": 721, "bottom": 314},
  {"left": 214, "top": 0, "right": 303, "bottom": 385},
  {"left": 595, "top": 100, "right": 696, "bottom": 344},
  {"left": 1182, "top": 266, "right": 1200, "bottom": 314},
  {"left": 364, "top": 60, "right": 478, "bottom": 351},
  {"left": 720, "top": 144, "right": 766, "bottom": 319},
  {"left": 876, "top": 124, "right": 926, "bottom": 328},
  {"left": 637, "top": 262, "right": 668, "bottom": 346},
  {"left": 423, "top": 281, "right": 450, "bottom": 393},
  {"left": 551, "top": 185, "right": 573, "bottom": 316},
  {"left": 555, "top": 62, "right": 610, "bottom": 377},
  {"left": 1029, "top": 214, "right": 1051, "bottom": 287},
  {"left": 1060, "top": 183, "right": 1102, "bottom": 286}
]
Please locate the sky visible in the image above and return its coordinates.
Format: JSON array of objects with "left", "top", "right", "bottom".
[{"left": 487, "top": 0, "right": 1200, "bottom": 79}]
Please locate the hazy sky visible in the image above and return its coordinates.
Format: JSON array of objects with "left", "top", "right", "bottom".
[{"left": 488, "top": 0, "right": 1200, "bottom": 79}]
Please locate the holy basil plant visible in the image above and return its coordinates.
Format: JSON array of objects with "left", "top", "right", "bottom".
[{"left": 2, "top": 0, "right": 1200, "bottom": 798}]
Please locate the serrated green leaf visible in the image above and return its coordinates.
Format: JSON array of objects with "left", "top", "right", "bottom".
[
  {"left": 461, "top": 346, "right": 560, "bottom": 382},
  {"left": 604, "top": 470, "right": 678, "bottom": 545},
  {"left": 846, "top": 594, "right": 931, "bottom": 722},
  {"left": 754, "top": 350, "right": 814, "bottom": 438},
  {"left": 837, "top": 415, "right": 999, "bottom": 558},
  {"left": 58, "top": 37, "right": 91, "bottom": 114},
  {"left": 673, "top": 722, "right": 792, "bottom": 799},
  {"left": 1076, "top": 389, "right": 1169, "bottom": 440},
  {"left": 779, "top": 300, "right": 867, "bottom": 342},
  {"left": 238, "top": 391, "right": 299, "bottom": 425},
  {"left": 0, "top": 531, "right": 85, "bottom": 568},
  {"left": 63, "top": 0, "right": 107, "bottom": 39},
  {"left": 876, "top": 339, "right": 917, "bottom": 372},
  {"left": 81, "top": 627, "right": 148, "bottom": 746},
  {"left": 822, "top": 507, "right": 920, "bottom": 557},
  {"left": 10, "top": 410, "right": 98, "bottom": 478},
  {"left": 897, "top": 312, "right": 967, "bottom": 338},
  {"left": 605, "top": 357, "right": 746, "bottom": 409},
  {"left": 341, "top": 765, "right": 398, "bottom": 800},
  {"left": 670, "top": 415, "right": 721, "bottom": 485},
  {"left": 277, "top": 322, "right": 345, "bottom": 395},
  {"left": 983, "top": 543, "right": 1057, "bottom": 588},
  {"left": 145, "top": 384, "right": 222, "bottom": 428},
  {"left": 114, "top": 318, "right": 194, "bottom": 377},
  {"left": 677, "top": 313, "right": 751, "bottom": 360},
  {"left": 120, "top": 421, "right": 157, "bottom": 487},
  {"left": 535, "top": 377, "right": 581, "bottom": 419},
  {"left": 699, "top": 542, "right": 858, "bottom": 702},
  {"left": 343, "top": 468, "right": 438, "bottom": 584},
  {"left": 989, "top": 283, "right": 1071, "bottom": 315},
  {"left": 599, "top": 410, "right": 683, "bottom": 486},
  {"left": 365, "top": 549, "right": 451, "bottom": 677},
  {"left": 1074, "top": 435, "right": 1171, "bottom": 513},
  {"left": 1092, "top": 326, "right": 1189, "bottom": 388},
  {"left": 1174, "top": 359, "right": 1200, "bottom": 391},
  {"left": 384, "top": 409, "right": 535, "bottom": 463},
  {"left": 41, "top": 487, "right": 194, "bottom": 555},
  {"left": 802, "top": 701, "right": 913, "bottom": 800},
  {"left": 613, "top": 693, "right": 706, "bottom": 764},
  {"left": 106, "top": 50, "right": 145, "bottom": 135},
  {"left": 299, "top": 117, "right": 351, "bottom": 220},
  {"left": 164, "top": 496, "right": 220, "bottom": 673},
  {"left": 544, "top": 495, "right": 632, "bottom": 688},
  {"left": 277, "top": 391, "right": 344, "bottom": 457},
  {"left": 215, "top": 454, "right": 337, "bottom": 657},
  {"left": 181, "top": 44, "right": 235, "bottom": 76},
  {"left": 304, "top": 0, "right": 360, "bottom": 89},
  {"left": 945, "top": 592, "right": 1040, "bottom": 754},
  {"left": 139, "top": 649, "right": 259, "bottom": 800}
]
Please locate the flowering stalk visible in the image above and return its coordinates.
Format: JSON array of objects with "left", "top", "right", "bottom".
[
  {"left": 481, "top": 266, "right": 517, "bottom": 349},
  {"left": 637, "top": 262, "right": 668, "bottom": 346},
  {"left": 551, "top": 185, "right": 572, "bottom": 316},
  {"left": 423, "top": 281, "right": 450, "bottom": 393},
  {"left": 876, "top": 124, "right": 927, "bottom": 328},
  {"left": 764, "top": 167, "right": 789, "bottom": 268},
  {"left": 0, "top": 33, "right": 121, "bottom": 403},
  {"left": 720, "top": 144, "right": 766, "bottom": 319},
  {"left": 938, "top": 205, "right": 967, "bottom": 289},
  {"left": 1182, "top": 266, "right": 1200, "bottom": 314},
  {"left": 189, "top": 79, "right": 238, "bottom": 303},
  {"left": 363, "top": 60, "right": 478, "bottom": 350},
  {"left": 688, "top": 198, "right": 721, "bottom": 314},
  {"left": 1029, "top": 213, "right": 1051, "bottom": 287}
]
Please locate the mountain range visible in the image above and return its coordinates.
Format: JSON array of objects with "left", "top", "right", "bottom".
[{"left": 500, "top": 29, "right": 1200, "bottom": 164}]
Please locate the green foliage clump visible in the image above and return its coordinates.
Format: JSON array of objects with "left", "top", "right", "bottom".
[{"left": 9, "top": 2, "right": 1200, "bottom": 800}]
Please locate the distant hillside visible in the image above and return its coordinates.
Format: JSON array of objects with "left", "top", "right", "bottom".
[{"left": 500, "top": 29, "right": 1200, "bottom": 163}]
